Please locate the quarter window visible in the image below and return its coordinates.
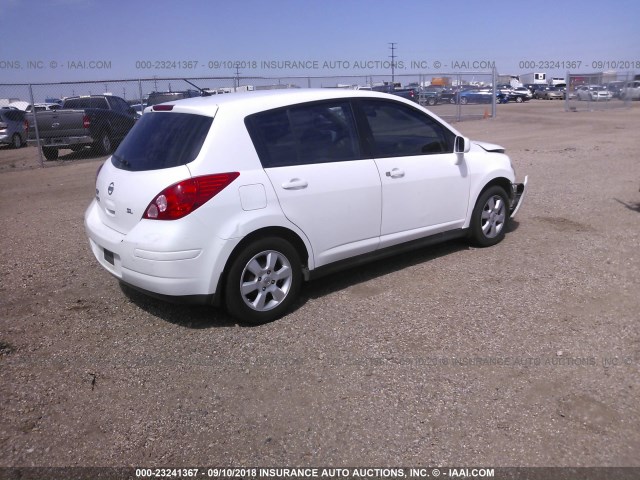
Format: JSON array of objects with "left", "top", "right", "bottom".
[{"left": 358, "top": 100, "right": 454, "bottom": 157}]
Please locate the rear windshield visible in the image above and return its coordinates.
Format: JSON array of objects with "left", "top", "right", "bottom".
[
  {"left": 111, "top": 112, "right": 212, "bottom": 171},
  {"left": 63, "top": 97, "right": 109, "bottom": 109},
  {"left": 0, "top": 110, "right": 25, "bottom": 122}
]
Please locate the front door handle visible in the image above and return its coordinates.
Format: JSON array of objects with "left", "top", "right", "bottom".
[
  {"left": 386, "top": 168, "right": 405, "bottom": 179},
  {"left": 282, "top": 178, "right": 308, "bottom": 190}
]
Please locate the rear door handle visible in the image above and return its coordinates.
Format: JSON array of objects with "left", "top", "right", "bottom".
[
  {"left": 386, "top": 168, "right": 405, "bottom": 179},
  {"left": 282, "top": 178, "right": 308, "bottom": 190}
]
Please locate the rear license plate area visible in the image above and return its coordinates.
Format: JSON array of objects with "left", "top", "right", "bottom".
[{"left": 104, "top": 248, "right": 115, "bottom": 265}]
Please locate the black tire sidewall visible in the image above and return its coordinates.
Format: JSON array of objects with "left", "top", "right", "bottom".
[
  {"left": 42, "top": 147, "right": 58, "bottom": 160},
  {"left": 95, "top": 131, "right": 112, "bottom": 155},
  {"left": 469, "top": 186, "right": 509, "bottom": 248},
  {"left": 224, "top": 237, "right": 302, "bottom": 324}
]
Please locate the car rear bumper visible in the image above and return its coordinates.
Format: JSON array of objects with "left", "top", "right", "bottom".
[
  {"left": 84, "top": 199, "right": 237, "bottom": 301},
  {"left": 28, "top": 135, "right": 93, "bottom": 148},
  {"left": 510, "top": 175, "right": 528, "bottom": 219}
]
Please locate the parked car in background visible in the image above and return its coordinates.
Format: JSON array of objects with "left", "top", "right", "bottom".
[
  {"left": 145, "top": 90, "right": 203, "bottom": 109},
  {"left": 27, "top": 95, "right": 138, "bottom": 160},
  {"left": 530, "top": 84, "right": 550, "bottom": 98},
  {"left": 512, "top": 87, "right": 533, "bottom": 100},
  {"left": 537, "top": 86, "right": 564, "bottom": 100},
  {"left": 576, "top": 85, "right": 613, "bottom": 101},
  {"left": 457, "top": 87, "right": 494, "bottom": 104},
  {"left": 0, "top": 107, "right": 28, "bottom": 148},
  {"left": 418, "top": 85, "right": 445, "bottom": 106},
  {"left": 499, "top": 89, "right": 530, "bottom": 103},
  {"left": 85, "top": 89, "right": 527, "bottom": 324},
  {"left": 620, "top": 81, "right": 640, "bottom": 100},
  {"left": 603, "top": 81, "right": 624, "bottom": 98},
  {"left": 371, "top": 84, "right": 419, "bottom": 103},
  {"left": 440, "top": 86, "right": 462, "bottom": 104},
  {"left": 26, "top": 103, "right": 61, "bottom": 112}
]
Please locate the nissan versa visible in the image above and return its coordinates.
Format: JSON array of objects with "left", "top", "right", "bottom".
[{"left": 84, "top": 89, "right": 528, "bottom": 324}]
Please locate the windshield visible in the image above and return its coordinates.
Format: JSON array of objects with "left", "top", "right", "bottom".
[{"left": 111, "top": 112, "right": 212, "bottom": 171}]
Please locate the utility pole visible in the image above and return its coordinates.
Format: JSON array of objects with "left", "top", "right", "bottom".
[
  {"left": 234, "top": 64, "right": 241, "bottom": 92},
  {"left": 389, "top": 42, "right": 397, "bottom": 84}
]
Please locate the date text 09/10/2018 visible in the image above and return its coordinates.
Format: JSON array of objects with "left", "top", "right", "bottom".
[
  {"left": 519, "top": 60, "right": 640, "bottom": 70},
  {"left": 134, "top": 467, "right": 496, "bottom": 478}
]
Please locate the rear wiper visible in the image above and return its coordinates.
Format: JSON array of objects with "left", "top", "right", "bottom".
[
  {"left": 112, "top": 154, "right": 131, "bottom": 168},
  {"left": 184, "top": 79, "right": 212, "bottom": 97}
]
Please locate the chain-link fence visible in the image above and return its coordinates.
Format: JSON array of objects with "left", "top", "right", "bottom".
[
  {"left": 565, "top": 71, "right": 636, "bottom": 111},
  {"left": 1, "top": 70, "right": 498, "bottom": 119},
  {"left": 1, "top": 71, "right": 503, "bottom": 166}
]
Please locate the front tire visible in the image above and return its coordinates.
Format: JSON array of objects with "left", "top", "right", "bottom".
[
  {"left": 224, "top": 237, "right": 302, "bottom": 324},
  {"left": 469, "top": 186, "right": 509, "bottom": 247}
]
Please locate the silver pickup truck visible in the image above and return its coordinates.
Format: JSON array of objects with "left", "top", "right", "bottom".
[{"left": 28, "top": 95, "right": 137, "bottom": 160}]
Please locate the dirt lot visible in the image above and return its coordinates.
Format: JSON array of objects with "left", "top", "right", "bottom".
[{"left": 1, "top": 101, "right": 639, "bottom": 469}]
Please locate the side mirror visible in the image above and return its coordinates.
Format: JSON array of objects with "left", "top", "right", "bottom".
[
  {"left": 454, "top": 136, "right": 470, "bottom": 154},
  {"left": 454, "top": 136, "right": 470, "bottom": 165}
]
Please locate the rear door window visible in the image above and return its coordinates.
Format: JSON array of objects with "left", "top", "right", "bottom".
[
  {"left": 111, "top": 112, "right": 212, "bottom": 171},
  {"left": 246, "top": 101, "right": 362, "bottom": 167}
]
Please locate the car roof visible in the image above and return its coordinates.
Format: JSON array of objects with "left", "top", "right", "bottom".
[
  {"left": 151, "top": 88, "right": 418, "bottom": 116},
  {"left": 146, "top": 88, "right": 465, "bottom": 139}
]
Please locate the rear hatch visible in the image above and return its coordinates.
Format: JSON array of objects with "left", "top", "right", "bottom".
[{"left": 95, "top": 109, "right": 214, "bottom": 234}]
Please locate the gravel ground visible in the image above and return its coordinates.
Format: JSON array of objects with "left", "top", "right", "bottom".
[{"left": 0, "top": 101, "right": 639, "bottom": 469}]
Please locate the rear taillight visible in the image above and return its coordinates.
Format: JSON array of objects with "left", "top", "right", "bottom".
[
  {"left": 83, "top": 114, "right": 90, "bottom": 129},
  {"left": 143, "top": 172, "right": 240, "bottom": 220},
  {"left": 153, "top": 105, "right": 174, "bottom": 111},
  {"left": 24, "top": 119, "right": 29, "bottom": 134}
]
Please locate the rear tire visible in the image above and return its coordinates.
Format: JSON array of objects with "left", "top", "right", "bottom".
[
  {"left": 94, "top": 131, "right": 112, "bottom": 155},
  {"left": 11, "top": 134, "right": 23, "bottom": 149},
  {"left": 42, "top": 147, "right": 58, "bottom": 161},
  {"left": 469, "top": 186, "right": 509, "bottom": 247},
  {"left": 224, "top": 237, "right": 302, "bottom": 324}
]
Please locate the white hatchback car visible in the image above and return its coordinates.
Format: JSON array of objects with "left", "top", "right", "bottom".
[
  {"left": 85, "top": 89, "right": 527, "bottom": 323},
  {"left": 576, "top": 85, "right": 613, "bottom": 101}
]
